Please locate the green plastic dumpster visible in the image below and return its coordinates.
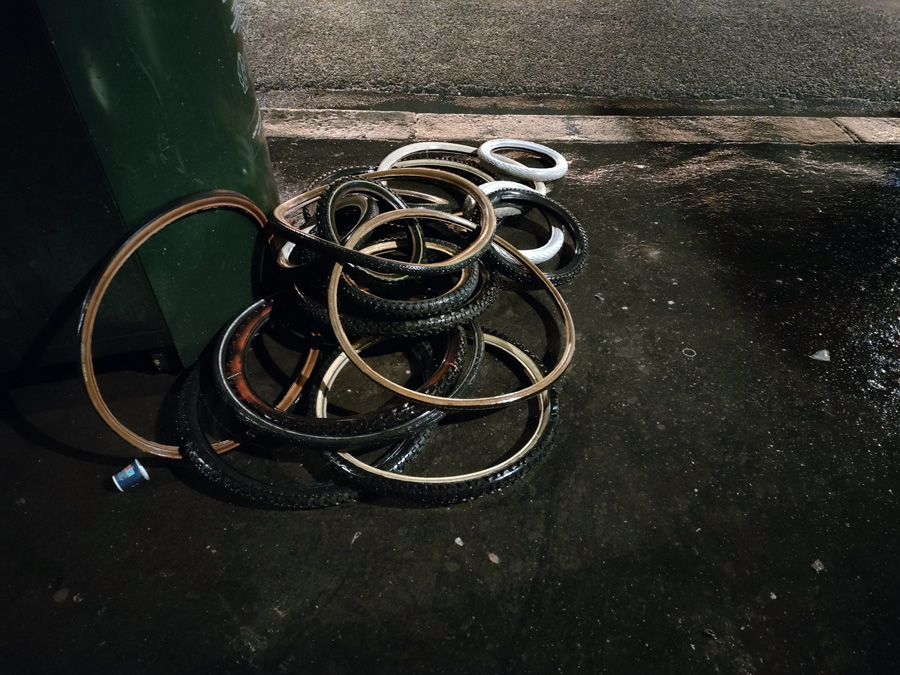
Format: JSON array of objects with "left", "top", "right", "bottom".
[{"left": 1, "top": 0, "right": 277, "bottom": 370}]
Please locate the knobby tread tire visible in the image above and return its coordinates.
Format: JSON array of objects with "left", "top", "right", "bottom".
[
  {"left": 486, "top": 190, "right": 589, "bottom": 287},
  {"left": 295, "top": 332, "right": 466, "bottom": 432},
  {"left": 307, "top": 166, "right": 376, "bottom": 190},
  {"left": 302, "top": 166, "right": 377, "bottom": 221},
  {"left": 177, "top": 358, "right": 432, "bottom": 509},
  {"left": 316, "top": 177, "right": 417, "bottom": 247},
  {"left": 325, "top": 329, "right": 560, "bottom": 506},
  {"left": 339, "top": 237, "right": 483, "bottom": 319},
  {"left": 293, "top": 266, "right": 498, "bottom": 338},
  {"left": 213, "top": 299, "right": 468, "bottom": 448}
]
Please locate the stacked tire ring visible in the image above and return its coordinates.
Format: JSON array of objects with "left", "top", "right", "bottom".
[{"left": 79, "top": 139, "right": 588, "bottom": 508}]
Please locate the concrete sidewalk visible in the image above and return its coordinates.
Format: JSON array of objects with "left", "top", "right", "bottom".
[
  {"left": 262, "top": 109, "right": 900, "bottom": 144},
  {"left": 4, "top": 133, "right": 900, "bottom": 673}
]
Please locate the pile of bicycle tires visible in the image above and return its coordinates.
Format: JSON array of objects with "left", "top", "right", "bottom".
[{"left": 80, "top": 139, "right": 588, "bottom": 508}]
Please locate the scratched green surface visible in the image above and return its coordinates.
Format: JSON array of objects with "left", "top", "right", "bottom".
[{"left": 37, "top": 0, "right": 278, "bottom": 366}]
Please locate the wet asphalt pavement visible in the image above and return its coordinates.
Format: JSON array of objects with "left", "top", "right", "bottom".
[
  {"left": 3, "top": 138, "right": 900, "bottom": 673},
  {"left": 241, "top": 0, "right": 900, "bottom": 114}
]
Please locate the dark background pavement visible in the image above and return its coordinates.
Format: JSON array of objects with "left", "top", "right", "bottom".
[
  {"left": 4, "top": 138, "right": 900, "bottom": 673},
  {"left": 241, "top": 0, "right": 900, "bottom": 114}
]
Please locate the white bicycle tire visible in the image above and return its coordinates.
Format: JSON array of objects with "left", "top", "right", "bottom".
[
  {"left": 377, "top": 142, "right": 548, "bottom": 194},
  {"left": 477, "top": 182, "right": 564, "bottom": 265},
  {"left": 478, "top": 139, "right": 568, "bottom": 182},
  {"left": 377, "top": 142, "right": 479, "bottom": 172}
]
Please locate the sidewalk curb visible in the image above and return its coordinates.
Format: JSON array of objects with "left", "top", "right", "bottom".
[{"left": 263, "top": 108, "right": 900, "bottom": 144}]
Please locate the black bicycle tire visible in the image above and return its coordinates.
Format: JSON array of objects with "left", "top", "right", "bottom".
[
  {"left": 291, "top": 263, "right": 497, "bottom": 338},
  {"left": 295, "top": 335, "right": 454, "bottom": 429},
  {"left": 269, "top": 169, "right": 498, "bottom": 278},
  {"left": 325, "top": 329, "right": 560, "bottom": 505},
  {"left": 291, "top": 197, "right": 381, "bottom": 267},
  {"left": 177, "top": 358, "right": 433, "bottom": 509},
  {"left": 485, "top": 190, "right": 589, "bottom": 287},
  {"left": 339, "top": 238, "right": 483, "bottom": 319},
  {"left": 336, "top": 223, "right": 480, "bottom": 296},
  {"left": 212, "top": 298, "right": 476, "bottom": 448},
  {"left": 316, "top": 178, "right": 422, "bottom": 252},
  {"left": 301, "top": 321, "right": 486, "bottom": 425},
  {"left": 307, "top": 165, "right": 376, "bottom": 190},
  {"left": 301, "top": 166, "right": 378, "bottom": 221},
  {"left": 269, "top": 211, "right": 489, "bottom": 277}
]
